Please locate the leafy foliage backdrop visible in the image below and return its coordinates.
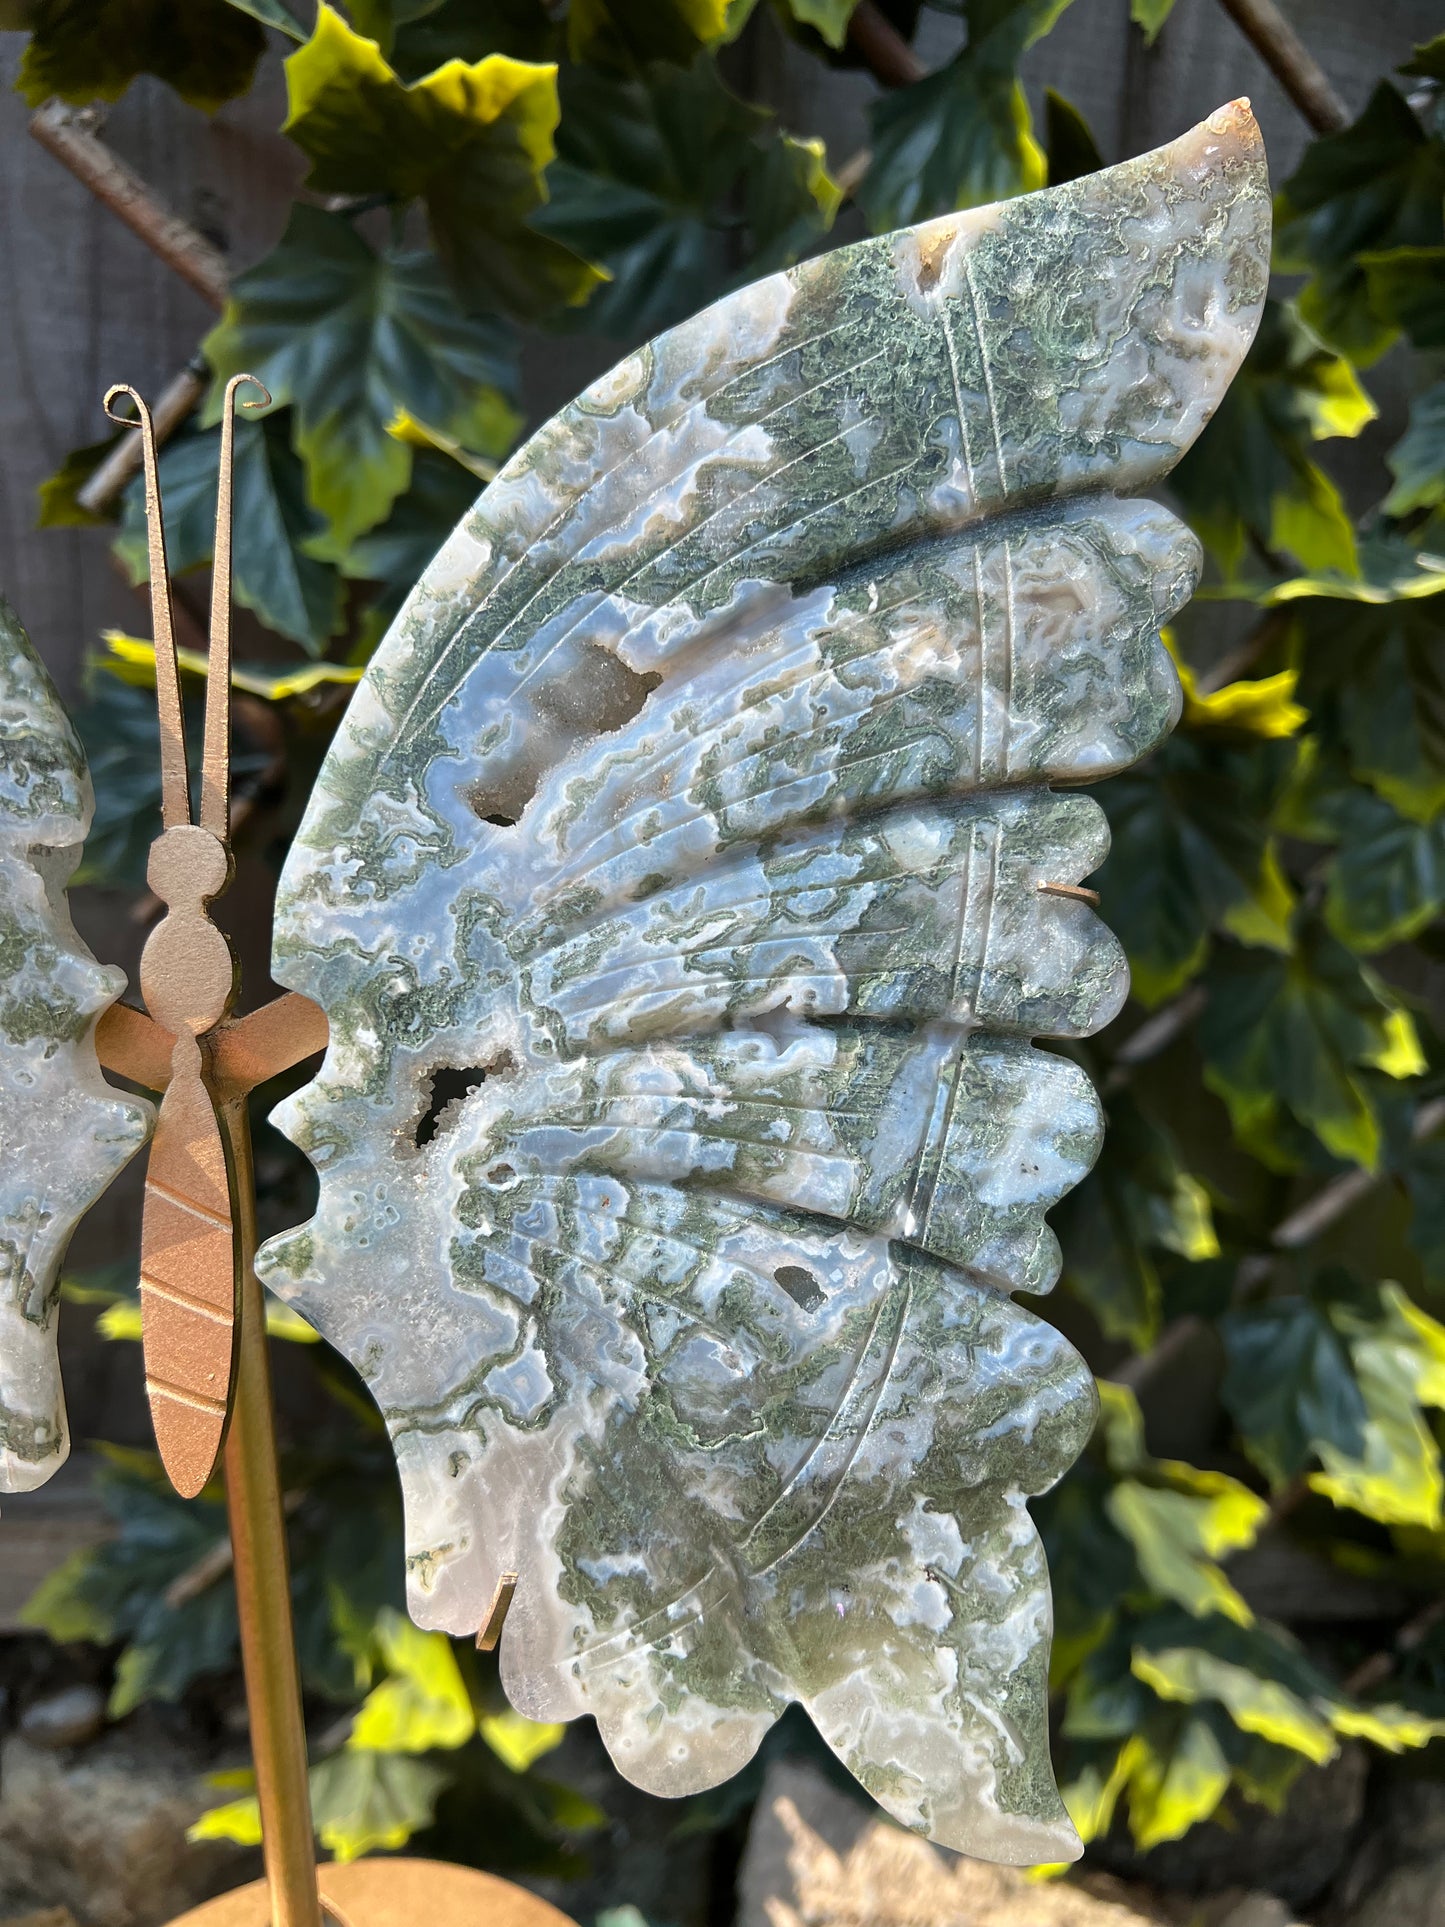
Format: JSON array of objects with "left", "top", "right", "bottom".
[{"left": 2, "top": 0, "right": 1444, "bottom": 1899}]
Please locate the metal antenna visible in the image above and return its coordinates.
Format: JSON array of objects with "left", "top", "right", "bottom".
[
  {"left": 203, "top": 373, "right": 269, "bottom": 839},
  {"left": 102, "top": 384, "right": 189, "bottom": 829}
]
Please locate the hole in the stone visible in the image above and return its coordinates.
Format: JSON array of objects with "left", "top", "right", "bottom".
[
  {"left": 412, "top": 1052, "right": 514, "bottom": 1149},
  {"left": 465, "top": 649, "right": 662, "bottom": 828},
  {"left": 774, "top": 1264, "right": 825, "bottom": 1312},
  {"left": 486, "top": 1161, "right": 517, "bottom": 1187}
]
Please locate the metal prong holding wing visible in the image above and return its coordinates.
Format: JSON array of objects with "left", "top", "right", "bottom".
[{"left": 105, "top": 374, "right": 269, "bottom": 1499}]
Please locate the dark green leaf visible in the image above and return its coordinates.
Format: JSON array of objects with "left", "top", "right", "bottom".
[
  {"left": 114, "top": 414, "right": 344, "bottom": 652},
  {"left": 1222, "top": 1299, "right": 1367, "bottom": 1484},
  {"left": 1361, "top": 244, "right": 1445, "bottom": 349},
  {"left": 204, "top": 203, "right": 519, "bottom": 545},
  {"left": 1275, "top": 83, "right": 1445, "bottom": 364},
  {"left": 309, "top": 1749, "right": 451, "bottom": 1860},
  {"left": 1044, "top": 87, "right": 1102, "bottom": 186},
  {"left": 1293, "top": 589, "right": 1445, "bottom": 822},
  {"left": 1330, "top": 792, "right": 1445, "bottom": 951},
  {"left": 1129, "top": 0, "right": 1176, "bottom": 45},
  {"left": 1096, "top": 734, "right": 1297, "bottom": 1007},
  {"left": 223, "top": 0, "right": 307, "bottom": 34},
  {"left": 1386, "top": 381, "right": 1445, "bottom": 516},
  {"left": 387, "top": 0, "right": 560, "bottom": 78},
  {"left": 1197, "top": 926, "right": 1420, "bottom": 1171},
  {"left": 283, "top": 4, "right": 599, "bottom": 319},
  {"left": 1400, "top": 33, "right": 1445, "bottom": 82},
  {"left": 1054, "top": 1093, "right": 1218, "bottom": 1351},
  {"left": 568, "top": 0, "right": 731, "bottom": 67},
  {"left": 1170, "top": 298, "right": 1373, "bottom": 578},
  {"left": 13, "top": 0, "right": 265, "bottom": 109},
  {"left": 859, "top": 0, "right": 1075, "bottom": 229},
  {"left": 535, "top": 58, "right": 838, "bottom": 339},
  {"left": 339, "top": 446, "right": 481, "bottom": 631},
  {"left": 35, "top": 431, "right": 124, "bottom": 530},
  {"left": 782, "top": 0, "right": 860, "bottom": 49}
]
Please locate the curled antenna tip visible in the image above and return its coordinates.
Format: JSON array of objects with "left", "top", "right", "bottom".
[
  {"left": 102, "top": 381, "right": 146, "bottom": 426},
  {"left": 224, "top": 371, "right": 272, "bottom": 412}
]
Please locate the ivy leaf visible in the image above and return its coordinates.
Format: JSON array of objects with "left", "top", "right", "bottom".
[
  {"left": 1386, "top": 382, "right": 1445, "bottom": 517},
  {"left": 339, "top": 445, "right": 481, "bottom": 633},
  {"left": 859, "top": 0, "right": 1075, "bottom": 229},
  {"left": 1170, "top": 299, "right": 1374, "bottom": 578},
  {"left": 1130, "top": 1611, "right": 1445, "bottom": 1762},
  {"left": 534, "top": 58, "right": 838, "bottom": 340},
  {"left": 1129, "top": 0, "right": 1176, "bottom": 44},
  {"left": 204, "top": 204, "right": 519, "bottom": 546},
  {"left": 1310, "top": 1283, "right": 1445, "bottom": 1528},
  {"left": 35, "top": 431, "right": 125, "bottom": 530},
  {"left": 1132, "top": 1644, "right": 1337, "bottom": 1765},
  {"left": 1361, "top": 245, "right": 1445, "bottom": 350},
  {"left": 114, "top": 414, "right": 344, "bottom": 653},
  {"left": 283, "top": 5, "right": 599, "bottom": 319},
  {"left": 1400, "top": 34, "right": 1445, "bottom": 82},
  {"left": 1096, "top": 1384, "right": 1266, "bottom": 1625},
  {"left": 1106, "top": 1479, "right": 1265, "bottom": 1626},
  {"left": 20, "top": 1449, "right": 238, "bottom": 1715},
  {"left": 1275, "top": 83, "right": 1445, "bottom": 365},
  {"left": 348, "top": 1609, "right": 476, "bottom": 1752},
  {"left": 1198, "top": 926, "right": 1422, "bottom": 1172},
  {"left": 223, "top": 0, "right": 307, "bottom": 35},
  {"left": 1118, "top": 1710, "right": 1232, "bottom": 1849},
  {"left": 195, "top": 1752, "right": 452, "bottom": 1862},
  {"left": 1309, "top": 781, "right": 1445, "bottom": 953},
  {"left": 1221, "top": 1298, "right": 1368, "bottom": 1484},
  {"left": 1170, "top": 648, "right": 1309, "bottom": 741},
  {"left": 1044, "top": 87, "right": 1102, "bottom": 187},
  {"left": 1293, "top": 588, "right": 1445, "bottom": 822},
  {"left": 1055, "top": 1093, "right": 1218, "bottom": 1352},
  {"left": 12, "top": 0, "right": 265, "bottom": 110},
  {"left": 386, "top": 0, "right": 560, "bottom": 77},
  {"left": 784, "top": 0, "right": 860, "bottom": 49},
  {"left": 567, "top": 0, "right": 731, "bottom": 66},
  {"left": 478, "top": 1708, "right": 566, "bottom": 1772},
  {"left": 1097, "top": 734, "right": 1298, "bottom": 1007}
]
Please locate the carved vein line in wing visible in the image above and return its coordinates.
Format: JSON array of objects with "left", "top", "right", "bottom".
[
  {"left": 747, "top": 1273, "right": 912, "bottom": 1579},
  {"left": 963, "top": 255, "right": 1008, "bottom": 493},
  {"left": 572, "top": 1267, "right": 910, "bottom": 1666},
  {"left": 938, "top": 303, "right": 978, "bottom": 504},
  {"left": 497, "top": 443, "right": 911, "bottom": 767},
  {"left": 388, "top": 322, "right": 871, "bottom": 753},
  {"left": 502, "top": 375, "right": 892, "bottom": 716},
  {"left": 537, "top": 686, "right": 968, "bottom": 914}
]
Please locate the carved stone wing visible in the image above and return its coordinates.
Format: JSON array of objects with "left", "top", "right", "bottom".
[
  {"left": 257, "top": 105, "right": 1270, "bottom": 1863},
  {"left": 0, "top": 600, "right": 152, "bottom": 1493}
]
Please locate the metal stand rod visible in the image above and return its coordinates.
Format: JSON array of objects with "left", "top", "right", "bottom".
[{"left": 220, "top": 1096, "right": 324, "bottom": 1927}]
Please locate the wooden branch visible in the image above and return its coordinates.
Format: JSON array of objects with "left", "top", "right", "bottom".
[
  {"left": 1212, "top": 0, "right": 1350, "bottom": 135},
  {"left": 29, "top": 101, "right": 230, "bottom": 307},
  {"left": 78, "top": 357, "right": 209, "bottom": 517},
  {"left": 29, "top": 104, "right": 230, "bottom": 510},
  {"left": 846, "top": 1, "right": 926, "bottom": 89},
  {"left": 1273, "top": 1095, "right": 1445, "bottom": 1250}
]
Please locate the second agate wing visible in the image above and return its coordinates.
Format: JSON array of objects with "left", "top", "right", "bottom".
[{"left": 258, "top": 105, "right": 1270, "bottom": 1865}]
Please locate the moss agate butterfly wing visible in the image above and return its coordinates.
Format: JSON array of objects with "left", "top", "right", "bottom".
[
  {"left": 257, "top": 106, "right": 1269, "bottom": 1865},
  {"left": 0, "top": 600, "right": 152, "bottom": 1494}
]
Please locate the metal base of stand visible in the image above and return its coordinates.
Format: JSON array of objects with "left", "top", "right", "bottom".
[{"left": 165, "top": 1858, "right": 578, "bottom": 1926}]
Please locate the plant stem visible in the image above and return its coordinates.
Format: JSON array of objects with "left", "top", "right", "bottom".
[
  {"left": 846, "top": 2, "right": 926, "bottom": 88},
  {"left": 28, "top": 101, "right": 230, "bottom": 308},
  {"left": 1212, "top": 0, "right": 1350, "bottom": 135}
]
